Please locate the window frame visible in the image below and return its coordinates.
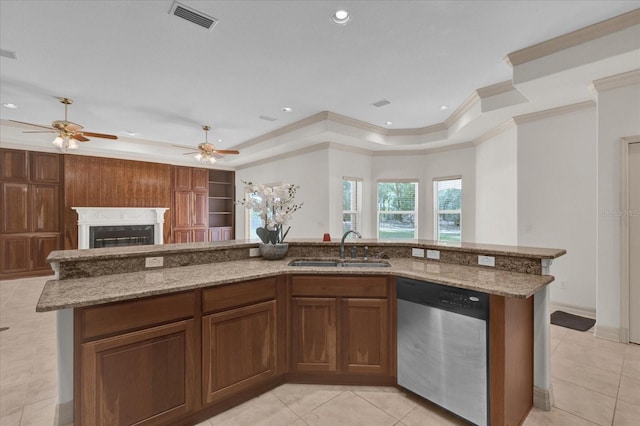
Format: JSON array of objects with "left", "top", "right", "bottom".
[
  {"left": 376, "top": 179, "right": 419, "bottom": 239},
  {"left": 243, "top": 181, "right": 281, "bottom": 240},
  {"left": 342, "top": 176, "right": 363, "bottom": 235},
  {"left": 433, "top": 176, "right": 462, "bottom": 242}
]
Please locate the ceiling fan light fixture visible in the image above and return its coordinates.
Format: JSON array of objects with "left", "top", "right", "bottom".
[
  {"left": 67, "top": 138, "right": 79, "bottom": 150},
  {"left": 52, "top": 136, "right": 64, "bottom": 148}
]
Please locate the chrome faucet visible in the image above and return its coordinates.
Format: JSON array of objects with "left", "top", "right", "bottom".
[{"left": 340, "top": 230, "right": 362, "bottom": 259}]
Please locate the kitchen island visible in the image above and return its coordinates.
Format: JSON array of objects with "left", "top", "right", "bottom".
[{"left": 38, "top": 239, "right": 565, "bottom": 426}]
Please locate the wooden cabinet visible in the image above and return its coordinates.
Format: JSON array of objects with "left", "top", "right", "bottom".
[
  {"left": 342, "top": 298, "right": 388, "bottom": 374},
  {"left": 291, "top": 297, "right": 338, "bottom": 372},
  {"left": 208, "top": 169, "right": 235, "bottom": 241},
  {"left": 77, "top": 292, "right": 198, "bottom": 426},
  {"left": 201, "top": 277, "right": 281, "bottom": 405},
  {"left": 289, "top": 275, "right": 393, "bottom": 378},
  {"left": 0, "top": 149, "right": 62, "bottom": 278},
  {"left": 171, "top": 166, "right": 209, "bottom": 243}
]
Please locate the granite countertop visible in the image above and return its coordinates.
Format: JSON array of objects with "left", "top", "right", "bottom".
[
  {"left": 46, "top": 239, "right": 566, "bottom": 263},
  {"left": 36, "top": 257, "right": 555, "bottom": 312}
]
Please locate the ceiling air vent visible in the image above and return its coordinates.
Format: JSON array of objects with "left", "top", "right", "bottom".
[
  {"left": 0, "top": 49, "right": 17, "bottom": 60},
  {"left": 259, "top": 115, "right": 278, "bottom": 122},
  {"left": 169, "top": 1, "right": 218, "bottom": 31},
  {"left": 371, "top": 99, "right": 391, "bottom": 108}
]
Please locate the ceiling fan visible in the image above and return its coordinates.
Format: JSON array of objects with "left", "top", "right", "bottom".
[
  {"left": 10, "top": 97, "right": 118, "bottom": 151},
  {"left": 180, "top": 125, "right": 239, "bottom": 164}
]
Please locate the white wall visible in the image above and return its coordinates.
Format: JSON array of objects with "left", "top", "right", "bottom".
[
  {"left": 475, "top": 126, "right": 518, "bottom": 245},
  {"left": 371, "top": 146, "right": 476, "bottom": 241},
  {"left": 517, "top": 106, "right": 597, "bottom": 311},
  {"left": 235, "top": 148, "right": 330, "bottom": 240},
  {"left": 595, "top": 81, "right": 640, "bottom": 339}
]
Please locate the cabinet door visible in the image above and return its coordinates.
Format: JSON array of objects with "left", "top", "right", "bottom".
[
  {"left": 80, "top": 319, "right": 197, "bottom": 426},
  {"left": 0, "top": 235, "right": 30, "bottom": 273},
  {"left": 342, "top": 298, "right": 389, "bottom": 375},
  {"left": 291, "top": 297, "right": 337, "bottom": 372},
  {"left": 31, "top": 184, "right": 59, "bottom": 232},
  {"left": 173, "top": 191, "right": 192, "bottom": 228},
  {"left": 0, "top": 149, "right": 29, "bottom": 181},
  {"left": 192, "top": 168, "right": 208, "bottom": 191},
  {"left": 1, "top": 183, "right": 29, "bottom": 233},
  {"left": 202, "top": 300, "right": 277, "bottom": 404},
  {"left": 172, "top": 229, "right": 192, "bottom": 243},
  {"left": 32, "top": 235, "right": 60, "bottom": 271},
  {"left": 193, "top": 228, "right": 208, "bottom": 242},
  {"left": 30, "top": 152, "right": 60, "bottom": 183},
  {"left": 193, "top": 192, "right": 208, "bottom": 227},
  {"left": 174, "top": 166, "right": 192, "bottom": 190},
  {"left": 221, "top": 226, "right": 233, "bottom": 241}
]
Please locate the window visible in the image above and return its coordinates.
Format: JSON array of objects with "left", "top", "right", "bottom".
[
  {"left": 434, "top": 177, "right": 462, "bottom": 242},
  {"left": 377, "top": 181, "right": 418, "bottom": 239},
  {"left": 244, "top": 181, "right": 280, "bottom": 240},
  {"left": 342, "top": 177, "right": 362, "bottom": 235}
]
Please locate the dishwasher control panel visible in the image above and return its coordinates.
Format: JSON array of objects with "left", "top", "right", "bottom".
[{"left": 397, "top": 277, "right": 488, "bottom": 320}]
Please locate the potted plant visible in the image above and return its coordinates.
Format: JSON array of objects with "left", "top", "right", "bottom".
[{"left": 237, "top": 181, "right": 303, "bottom": 259}]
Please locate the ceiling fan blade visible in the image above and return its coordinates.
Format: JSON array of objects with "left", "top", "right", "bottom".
[
  {"left": 182, "top": 151, "right": 199, "bottom": 155},
  {"left": 23, "top": 130, "right": 56, "bottom": 134},
  {"left": 65, "top": 123, "right": 83, "bottom": 132},
  {"left": 72, "top": 134, "right": 90, "bottom": 142},
  {"left": 8, "top": 120, "right": 55, "bottom": 130},
  {"left": 212, "top": 149, "right": 240, "bottom": 155},
  {"left": 80, "top": 131, "right": 118, "bottom": 140}
]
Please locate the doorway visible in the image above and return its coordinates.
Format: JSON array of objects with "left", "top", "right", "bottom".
[
  {"left": 621, "top": 136, "right": 640, "bottom": 344},
  {"left": 629, "top": 141, "right": 640, "bottom": 343}
]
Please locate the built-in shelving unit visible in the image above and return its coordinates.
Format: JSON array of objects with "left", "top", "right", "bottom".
[{"left": 208, "top": 170, "right": 235, "bottom": 241}]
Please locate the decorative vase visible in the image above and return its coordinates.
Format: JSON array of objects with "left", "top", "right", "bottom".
[{"left": 258, "top": 242, "right": 289, "bottom": 260}]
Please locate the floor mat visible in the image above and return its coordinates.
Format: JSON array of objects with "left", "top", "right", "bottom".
[{"left": 550, "top": 311, "right": 595, "bottom": 331}]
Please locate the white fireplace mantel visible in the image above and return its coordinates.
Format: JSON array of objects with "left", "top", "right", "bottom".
[{"left": 73, "top": 207, "right": 169, "bottom": 249}]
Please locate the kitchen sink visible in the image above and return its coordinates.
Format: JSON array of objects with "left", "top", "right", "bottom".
[{"left": 288, "top": 259, "right": 391, "bottom": 268}]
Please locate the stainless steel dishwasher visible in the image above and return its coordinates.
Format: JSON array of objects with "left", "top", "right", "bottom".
[{"left": 397, "top": 277, "right": 489, "bottom": 426}]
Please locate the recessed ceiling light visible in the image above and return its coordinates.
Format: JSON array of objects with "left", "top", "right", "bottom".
[
  {"left": 385, "top": 121, "right": 393, "bottom": 125},
  {"left": 217, "top": 138, "right": 223, "bottom": 143},
  {"left": 124, "top": 130, "right": 137, "bottom": 136},
  {"left": 331, "top": 9, "right": 350, "bottom": 25},
  {"left": 282, "top": 107, "right": 292, "bottom": 112},
  {"left": 3, "top": 103, "right": 18, "bottom": 109},
  {"left": 440, "top": 105, "right": 449, "bottom": 111}
]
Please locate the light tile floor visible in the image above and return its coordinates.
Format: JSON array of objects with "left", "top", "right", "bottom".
[{"left": 1, "top": 276, "right": 639, "bottom": 425}]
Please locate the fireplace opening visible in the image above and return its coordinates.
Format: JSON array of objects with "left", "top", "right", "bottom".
[{"left": 89, "top": 225, "right": 154, "bottom": 248}]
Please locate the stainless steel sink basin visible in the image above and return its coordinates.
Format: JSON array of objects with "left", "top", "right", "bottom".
[{"left": 288, "top": 259, "right": 391, "bottom": 268}]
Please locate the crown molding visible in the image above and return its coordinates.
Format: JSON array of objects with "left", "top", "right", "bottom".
[
  {"left": 234, "top": 112, "right": 329, "bottom": 150},
  {"left": 513, "top": 100, "right": 595, "bottom": 125},
  {"left": 372, "top": 141, "right": 474, "bottom": 157},
  {"left": 445, "top": 91, "right": 480, "bottom": 128},
  {"left": 504, "top": 9, "right": 640, "bottom": 67},
  {"left": 327, "top": 142, "right": 372, "bottom": 156},
  {"left": 473, "top": 120, "right": 516, "bottom": 146},
  {"left": 475, "top": 80, "right": 515, "bottom": 98},
  {"left": 235, "top": 142, "right": 332, "bottom": 170},
  {"left": 592, "top": 69, "right": 640, "bottom": 92}
]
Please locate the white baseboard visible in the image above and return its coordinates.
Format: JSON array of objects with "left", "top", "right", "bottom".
[
  {"left": 595, "top": 324, "right": 628, "bottom": 343},
  {"left": 534, "top": 385, "right": 554, "bottom": 411},
  {"left": 55, "top": 400, "right": 73, "bottom": 426},
  {"left": 549, "top": 301, "right": 596, "bottom": 319}
]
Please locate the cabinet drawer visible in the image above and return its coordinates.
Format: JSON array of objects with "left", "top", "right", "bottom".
[
  {"left": 203, "top": 277, "right": 277, "bottom": 314},
  {"left": 291, "top": 276, "right": 388, "bottom": 298},
  {"left": 80, "top": 291, "right": 195, "bottom": 341}
]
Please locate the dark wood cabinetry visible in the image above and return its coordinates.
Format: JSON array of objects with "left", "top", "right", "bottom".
[
  {"left": 202, "top": 277, "right": 282, "bottom": 405},
  {"left": 289, "top": 275, "right": 394, "bottom": 380},
  {"left": 0, "top": 149, "right": 62, "bottom": 278},
  {"left": 171, "top": 166, "right": 209, "bottom": 243},
  {"left": 77, "top": 292, "right": 198, "bottom": 426},
  {"left": 208, "top": 170, "right": 235, "bottom": 241}
]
